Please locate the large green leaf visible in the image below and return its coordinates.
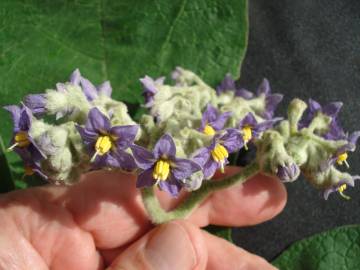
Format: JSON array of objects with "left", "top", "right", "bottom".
[
  {"left": 273, "top": 225, "right": 360, "bottom": 270},
  {"left": 0, "top": 0, "right": 248, "bottom": 181}
]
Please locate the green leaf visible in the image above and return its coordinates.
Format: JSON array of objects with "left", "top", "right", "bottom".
[
  {"left": 0, "top": 135, "right": 15, "bottom": 192},
  {"left": 205, "top": 225, "right": 233, "bottom": 242},
  {"left": 0, "top": 0, "right": 248, "bottom": 181},
  {"left": 273, "top": 225, "right": 360, "bottom": 270}
]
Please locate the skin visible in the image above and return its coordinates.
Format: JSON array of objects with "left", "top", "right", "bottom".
[{"left": 0, "top": 166, "right": 287, "bottom": 270}]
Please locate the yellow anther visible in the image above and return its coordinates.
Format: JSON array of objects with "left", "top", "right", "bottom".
[
  {"left": 95, "top": 136, "right": 112, "bottom": 156},
  {"left": 8, "top": 131, "right": 30, "bottom": 151},
  {"left": 153, "top": 159, "right": 171, "bottom": 181},
  {"left": 242, "top": 126, "right": 252, "bottom": 150},
  {"left": 337, "top": 152, "right": 349, "bottom": 168},
  {"left": 203, "top": 124, "right": 216, "bottom": 136},
  {"left": 211, "top": 144, "right": 229, "bottom": 173},
  {"left": 24, "top": 166, "right": 34, "bottom": 176},
  {"left": 337, "top": 184, "right": 351, "bottom": 200}
]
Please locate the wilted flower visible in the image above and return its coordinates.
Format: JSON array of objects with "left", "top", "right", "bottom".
[
  {"left": 238, "top": 112, "right": 281, "bottom": 150},
  {"left": 193, "top": 129, "right": 242, "bottom": 179},
  {"left": 76, "top": 107, "right": 138, "bottom": 170},
  {"left": 256, "top": 79, "right": 283, "bottom": 120},
  {"left": 323, "top": 176, "right": 360, "bottom": 200},
  {"left": 277, "top": 163, "right": 300, "bottom": 182},
  {"left": 140, "top": 75, "right": 165, "bottom": 108},
  {"left": 131, "top": 134, "right": 201, "bottom": 196},
  {"left": 199, "top": 104, "right": 231, "bottom": 135},
  {"left": 4, "top": 105, "right": 45, "bottom": 161}
]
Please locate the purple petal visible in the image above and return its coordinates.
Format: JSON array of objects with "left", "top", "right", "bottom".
[
  {"left": 70, "top": 69, "right": 81, "bottom": 85},
  {"left": 158, "top": 174, "right": 183, "bottom": 196},
  {"left": 130, "top": 144, "right": 156, "bottom": 170},
  {"left": 80, "top": 77, "right": 98, "bottom": 101},
  {"left": 85, "top": 108, "right": 111, "bottom": 134},
  {"left": 192, "top": 147, "right": 211, "bottom": 167},
  {"left": 140, "top": 75, "right": 158, "bottom": 94},
  {"left": 238, "top": 112, "right": 258, "bottom": 128},
  {"left": 235, "top": 88, "right": 254, "bottom": 99},
  {"left": 323, "top": 120, "right": 346, "bottom": 140},
  {"left": 24, "top": 94, "right": 47, "bottom": 115},
  {"left": 211, "top": 111, "right": 232, "bottom": 131},
  {"left": 4, "top": 105, "right": 21, "bottom": 132},
  {"left": 348, "top": 131, "right": 360, "bottom": 146},
  {"left": 203, "top": 159, "right": 218, "bottom": 179},
  {"left": 216, "top": 73, "right": 236, "bottom": 94},
  {"left": 76, "top": 125, "right": 98, "bottom": 144},
  {"left": 322, "top": 102, "right": 343, "bottom": 117},
  {"left": 136, "top": 168, "right": 156, "bottom": 188},
  {"left": 308, "top": 99, "right": 322, "bottom": 112},
  {"left": 257, "top": 78, "right": 271, "bottom": 96},
  {"left": 113, "top": 150, "right": 137, "bottom": 171},
  {"left": 97, "top": 81, "right": 112, "bottom": 97},
  {"left": 201, "top": 104, "right": 218, "bottom": 129},
  {"left": 153, "top": 134, "right": 176, "bottom": 159},
  {"left": 220, "top": 129, "right": 243, "bottom": 153},
  {"left": 111, "top": 125, "right": 139, "bottom": 149},
  {"left": 171, "top": 158, "right": 201, "bottom": 180},
  {"left": 255, "top": 117, "right": 282, "bottom": 133},
  {"left": 264, "top": 94, "right": 283, "bottom": 119},
  {"left": 320, "top": 157, "right": 337, "bottom": 172}
]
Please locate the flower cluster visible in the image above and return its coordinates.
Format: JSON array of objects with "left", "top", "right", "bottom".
[{"left": 4, "top": 68, "right": 359, "bottom": 200}]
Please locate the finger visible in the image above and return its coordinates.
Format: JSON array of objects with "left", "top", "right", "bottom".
[
  {"left": 156, "top": 166, "right": 286, "bottom": 227},
  {"left": 203, "top": 230, "right": 278, "bottom": 270},
  {"left": 107, "top": 220, "right": 207, "bottom": 270}
]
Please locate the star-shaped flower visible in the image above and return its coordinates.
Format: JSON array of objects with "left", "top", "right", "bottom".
[
  {"left": 199, "top": 104, "right": 231, "bottom": 136},
  {"left": 131, "top": 134, "right": 201, "bottom": 196}
]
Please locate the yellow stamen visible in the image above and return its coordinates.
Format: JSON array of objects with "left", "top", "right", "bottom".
[
  {"left": 24, "top": 166, "right": 34, "bottom": 176},
  {"left": 242, "top": 126, "right": 252, "bottom": 150},
  {"left": 8, "top": 131, "right": 30, "bottom": 151},
  {"left": 91, "top": 135, "right": 113, "bottom": 162},
  {"left": 211, "top": 144, "right": 229, "bottom": 173},
  {"left": 337, "top": 184, "right": 351, "bottom": 200},
  {"left": 337, "top": 152, "right": 349, "bottom": 168},
  {"left": 203, "top": 124, "right": 216, "bottom": 136},
  {"left": 153, "top": 159, "right": 171, "bottom": 181}
]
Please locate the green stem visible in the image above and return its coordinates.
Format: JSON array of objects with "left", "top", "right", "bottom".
[{"left": 141, "top": 162, "right": 260, "bottom": 224}]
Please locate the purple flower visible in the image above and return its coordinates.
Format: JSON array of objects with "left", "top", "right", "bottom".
[
  {"left": 323, "top": 176, "right": 360, "bottom": 200},
  {"left": 76, "top": 107, "right": 138, "bottom": 171},
  {"left": 199, "top": 104, "right": 232, "bottom": 135},
  {"left": 320, "top": 131, "right": 360, "bottom": 171},
  {"left": 19, "top": 148, "right": 48, "bottom": 180},
  {"left": 256, "top": 79, "right": 283, "bottom": 120},
  {"left": 277, "top": 163, "right": 300, "bottom": 182},
  {"left": 238, "top": 112, "right": 282, "bottom": 150},
  {"left": 131, "top": 134, "right": 201, "bottom": 196},
  {"left": 216, "top": 74, "right": 236, "bottom": 95},
  {"left": 140, "top": 75, "right": 165, "bottom": 108},
  {"left": 300, "top": 99, "right": 345, "bottom": 140},
  {"left": 193, "top": 129, "right": 242, "bottom": 179},
  {"left": 4, "top": 105, "right": 45, "bottom": 161}
]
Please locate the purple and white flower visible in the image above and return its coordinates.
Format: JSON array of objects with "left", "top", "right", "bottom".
[
  {"left": 131, "top": 134, "right": 201, "bottom": 196},
  {"left": 320, "top": 131, "right": 360, "bottom": 171},
  {"left": 323, "top": 176, "right": 360, "bottom": 200},
  {"left": 4, "top": 104, "right": 45, "bottom": 162},
  {"left": 76, "top": 107, "right": 138, "bottom": 170},
  {"left": 199, "top": 104, "right": 231, "bottom": 135},
  {"left": 193, "top": 129, "right": 242, "bottom": 179},
  {"left": 300, "top": 99, "right": 345, "bottom": 140},
  {"left": 238, "top": 112, "right": 282, "bottom": 150},
  {"left": 140, "top": 75, "right": 165, "bottom": 108}
]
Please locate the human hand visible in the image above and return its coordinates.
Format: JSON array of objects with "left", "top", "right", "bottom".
[{"left": 0, "top": 166, "right": 286, "bottom": 270}]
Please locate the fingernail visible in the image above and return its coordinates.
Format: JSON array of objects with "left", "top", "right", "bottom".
[{"left": 144, "top": 222, "right": 197, "bottom": 270}]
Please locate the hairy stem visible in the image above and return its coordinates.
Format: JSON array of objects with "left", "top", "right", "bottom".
[{"left": 141, "top": 162, "right": 260, "bottom": 224}]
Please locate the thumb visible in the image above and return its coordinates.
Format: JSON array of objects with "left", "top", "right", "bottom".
[{"left": 108, "top": 220, "right": 207, "bottom": 270}]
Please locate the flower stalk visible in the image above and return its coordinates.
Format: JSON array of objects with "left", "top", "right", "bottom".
[{"left": 141, "top": 162, "right": 259, "bottom": 224}]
